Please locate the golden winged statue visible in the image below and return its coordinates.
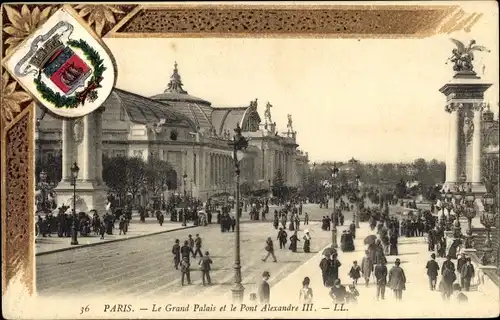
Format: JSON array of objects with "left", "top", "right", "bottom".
[{"left": 446, "top": 39, "right": 490, "bottom": 73}]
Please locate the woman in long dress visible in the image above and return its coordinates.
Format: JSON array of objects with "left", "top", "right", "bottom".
[
  {"left": 389, "top": 232, "right": 398, "bottom": 256},
  {"left": 303, "top": 231, "right": 311, "bottom": 253},
  {"left": 289, "top": 231, "right": 300, "bottom": 252}
]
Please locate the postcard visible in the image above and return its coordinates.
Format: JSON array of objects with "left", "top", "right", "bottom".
[{"left": 1, "top": 1, "right": 499, "bottom": 319}]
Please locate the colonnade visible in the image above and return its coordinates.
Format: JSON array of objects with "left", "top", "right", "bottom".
[{"left": 208, "top": 153, "right": 234, "bottom": 189}]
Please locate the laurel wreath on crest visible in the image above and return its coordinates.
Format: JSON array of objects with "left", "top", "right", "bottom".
[{"left": 34, "top": 39, "right": 106, "bottom": 109}]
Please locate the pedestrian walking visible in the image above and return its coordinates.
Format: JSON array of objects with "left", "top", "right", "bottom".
[
  {"left": 277, "top": 228, "right": 287, "bottom": 249},
  {"left": 193, "top": 234, "right": 203, "bottom": 258},
  {"left": 188, "top": 234, "right": 195, "bottom": 249},
  {"left": 289, "top": 231, "right": 300, "bottom": 252},
  {"left": 426, "top": 253, "right": 439, "bottom": 291},
  {"left": 349, "top": 261, "right": 361, "bottom": 286},
  {"left": 303, "top": 230, "right": 311, "bottom": 253},
  {"left": 158, "top": 212, "right": 164, "bottom": 226},
  {"left": 457, "top": 253, "right": 467, "bottom": 287},
  {"left": 181, "top": 240, "right": 195, "bottom": 262},
  {"left": 304, "top": 212, "right": 309, "bottom": 225},
  {"left": 99, "top": 221, "right": 106, "bottom": 240},
  {"left": 118, "top": 216, "right": 126, "bottom": 235},
  {"left": 262, "top": 237, "right": 277, "bottom": 262},
  {"left": 439, "top": 255, "right": 456, "bottom": 300},
  {"left": 172, "top": 239, "right": 181, "bottom": 270},
  {"left": 258, "top": 271, "right": 271, "bottom": 304},
  {"left": 329, "top": 279, "right": 347, "bottom": 303},
  {"left": 388, "top": 258, "right": 406, "bottom": 301},
  {"left": 180, "top": 256, "right": 191, "bottom": 286},
  {"left": 374, "top": 261, "right": 388, "bottom": 300},
  {"left": 199, "top": 251, "right": 212, "bottom": 286},
  {"left": 299, "top": 277, "right": 313, "bottom": 303},
  {"left": 361, "top": 250, "right": 374, "bottom": 287},
  {"left": 320, "top": 254, "right": 332, "bottom": 287},
  {"left": 460, "top": 257, "right": 475, "bottom": 291}
]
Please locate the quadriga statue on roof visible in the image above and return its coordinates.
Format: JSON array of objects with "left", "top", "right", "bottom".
[{"left": 446, "top": 39, "right": 490, "bottom": 73}]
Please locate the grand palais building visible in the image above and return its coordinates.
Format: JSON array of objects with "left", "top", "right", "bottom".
[{"left": 36, "top": 63, "right": 310, "bottom": 203}]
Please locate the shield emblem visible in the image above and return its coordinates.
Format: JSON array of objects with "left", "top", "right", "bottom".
[{"left": 2, "top": 6, "right": 115, "bottom": 118}]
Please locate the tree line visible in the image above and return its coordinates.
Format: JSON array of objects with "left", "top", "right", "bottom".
[
  {"left": 36, "top": 154, "right": 178, "bottom": 205},
  {"left": 298, "top": 158, "right": 446, "bottom": 200}
]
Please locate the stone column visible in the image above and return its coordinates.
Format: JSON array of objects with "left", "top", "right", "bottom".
[
  {"left": 439, "top": 72, "right": 492, "bottom": 190},
  {"left": 94, "top": 108, "right": 104, "bottom": 185},
  {"left": 472, "top": 102, "right": 485, "bottom": 185},
  {"left": 446, "top": 106, "right": 460, "bottom": 183},
  {"left": 215, "top": 155, "right": 220, "bottom": 189},
  {"left": 61, "top": 119, "right": 73, "bottom": 181}
]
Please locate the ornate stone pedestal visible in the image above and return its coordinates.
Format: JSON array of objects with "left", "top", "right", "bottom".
[
  {"left": 439, "top": 71, "right": 492, "bottom": 194},
  {"left": 55, "top": 109, "right": 107, "bottom": 213},
  {"left": 55, "top": 181, "right": 107, "bottom": 213}
]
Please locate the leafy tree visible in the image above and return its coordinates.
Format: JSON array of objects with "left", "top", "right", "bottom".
[
  {"left": 36, "top": 152, "right": 62, "bottom": 185},
  {"left": 102, "top": 155, "right": 129, "bottom": 203},
  {"left": 126, "top": 156, "right": 147, "bottom": 200},
  {"left": 145, "top": 157, "right": 173, "bottom": 198}
]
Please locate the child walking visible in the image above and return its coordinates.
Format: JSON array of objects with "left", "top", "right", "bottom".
[{"left": 349, "top": 260, "right": 361, "bottom": 286}]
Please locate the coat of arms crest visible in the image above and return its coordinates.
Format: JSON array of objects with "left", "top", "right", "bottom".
[{"left": 2, "top": 6, "right": 115, "bottom": 118}]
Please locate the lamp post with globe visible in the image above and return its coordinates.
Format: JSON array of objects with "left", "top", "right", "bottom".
[
  {"left": 331, "top": 165, "right": 339, "bottom": 248},
  {"left": 70, "top": 162, "right": 80, "bottom": 246},
  {"left": 182, "top": 173, "right": 188, "bottom": 226},
  {"left": 229, "top": 123, "right": 249, "bottom": 303},
  {"left": 341, "top": 159, "right": 361, "bottom": 228}
]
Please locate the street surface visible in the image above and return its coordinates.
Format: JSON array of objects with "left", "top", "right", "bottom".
[
  {"left": 36, "top": 203, "right": 348, "bottom": 299},
  {"left": 35, "top": 201, "right": 499, "bottom": 318}
]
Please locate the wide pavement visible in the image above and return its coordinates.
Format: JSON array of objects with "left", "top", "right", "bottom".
[{"left": 36, "top": 202, "right": 346, "bottom": 300}]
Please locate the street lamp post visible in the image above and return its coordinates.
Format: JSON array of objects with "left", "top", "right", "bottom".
[
  {"left": 331, "top": 165, "right": 339, "bottom": 248},
  {"left": 229, "top": 123, "right": 248, "bottom": 303},
  {"left": 182, "top": 173, "right": 187, "bottom": 226},
  {"left": 354, "top": 175, "right": 361, "bottom": 228},
  {"left": 70, "top": 162, "right": 80, "bottom": 245}
]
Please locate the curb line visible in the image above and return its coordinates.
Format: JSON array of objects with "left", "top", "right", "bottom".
[{"left": 35, "top": 225, "right": 198, "bottom": 256}]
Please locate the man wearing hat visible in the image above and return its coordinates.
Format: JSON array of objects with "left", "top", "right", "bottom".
[
  {"left": 193, "top": 234, "right": 203, "bottom": 258},
  {"left": 172, "top": 239, "right": 181, "bottom": 270},
  {"left": 374, "top": 260, "right": 388, "bottom": 300},
  {"left": 329, "top": 279, "right": 347, "bottom": 303},
  {"left": 258, "top": 271, "right": 271, "bottom": 304},
  {"left": 426, "top": 253, "right": 440, "bottom": 291}
]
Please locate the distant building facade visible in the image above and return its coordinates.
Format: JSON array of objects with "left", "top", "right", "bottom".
[{"left": 36, "top": 63, "right": 309, "bottom": 203}]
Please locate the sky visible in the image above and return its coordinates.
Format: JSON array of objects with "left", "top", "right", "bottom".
[{"left": 103, "top": 2, "right": 498, "bottom": 164}]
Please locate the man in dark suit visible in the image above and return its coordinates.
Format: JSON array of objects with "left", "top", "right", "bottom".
[
  {"left": 181, "top": 240, "right": 195, "bottom": 262},
  {"left": 199, "top": 251, "right": 213, "bottom": 286},
  {"left": 172, "top": 239, "right": 181, "bottom": 270},
  {"left": 258, "top": 271, "right": 271, "bottom": 304},
  {"left": 374, "top": 261, "right": 388, "bottom": 300},
  {"left": 426, "top": 253, "right": 440, "bottom": 291}
]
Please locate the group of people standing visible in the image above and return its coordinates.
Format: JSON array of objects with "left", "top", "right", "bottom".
[
  {"left": 171, "top": 234, "right": 213, "bottom": 286},
  {"left": 276, "top": 227, "right": 312, "bottom": 254}
]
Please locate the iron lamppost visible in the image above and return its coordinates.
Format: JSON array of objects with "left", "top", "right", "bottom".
[
  {"left": 331, "top": 165, "right": 339, "bottom": 248},
  {"left": 182, "top": 173, "right": 188, "bottom": 226},
  {"left": 70, "top": 162, "right": 80, "bottom": 245},
  {"left": 229, "top": 123, "right": 249, "bottom": 303}
]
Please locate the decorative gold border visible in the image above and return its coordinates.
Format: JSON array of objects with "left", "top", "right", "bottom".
[{"left": 0, "top": 2, "right": 486, "bottom": 295}]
